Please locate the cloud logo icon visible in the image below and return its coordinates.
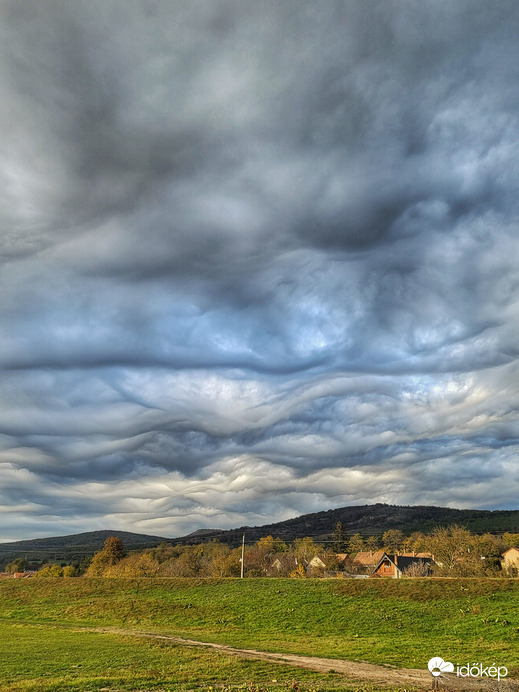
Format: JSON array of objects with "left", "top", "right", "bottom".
[{"left": 428, "top": 657, "right": 454, "bottom": 677}]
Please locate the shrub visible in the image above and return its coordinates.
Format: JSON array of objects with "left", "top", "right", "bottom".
[{"left": 36, "top": 563, "right": 63, "bottom": 578}]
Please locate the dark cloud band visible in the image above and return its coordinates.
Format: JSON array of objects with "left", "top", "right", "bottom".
[{"left": 1, "top": 0, "right": 519, "bottom": 539}]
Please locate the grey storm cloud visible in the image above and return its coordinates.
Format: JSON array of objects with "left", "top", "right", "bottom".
[{"left": 1, "top": 0, "right": 519, "bottom": 539}]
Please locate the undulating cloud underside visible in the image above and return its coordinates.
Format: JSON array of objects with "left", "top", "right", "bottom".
[{"left": 1, "top": 0, "right": 519, "bottom": 539}]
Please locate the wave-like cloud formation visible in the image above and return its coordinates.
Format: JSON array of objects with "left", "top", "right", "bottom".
[{"left": 1, "top": 1, "right": 519, "bottom": 539}]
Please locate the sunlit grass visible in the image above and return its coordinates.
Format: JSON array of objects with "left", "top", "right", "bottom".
[
  {"left": 0, "top": 621, "right": 413, "bottom": 692},
  {"left": 0, "top": 577, "right": 517, "bottom": 690}
]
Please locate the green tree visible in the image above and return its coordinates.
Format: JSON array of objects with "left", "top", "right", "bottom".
[
  {"left": 5, "top": 557, "right": 27, "bottom": 573},
  {"left": 77, "top": 555, "right": 92, "bottom": 575}
]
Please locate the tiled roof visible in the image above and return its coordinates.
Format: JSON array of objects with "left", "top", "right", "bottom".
[
  {"left": 375, "top": 553, "right": 434, "bottom": 570},
  {"left": 392, "top": 555, "right": 434, "bottom": 569},
  {"left": 502, "top": 547, "right": 519, "bottom": 556},
  {"left": 353, "top": 549, "right": 385, "bottom": 565}
]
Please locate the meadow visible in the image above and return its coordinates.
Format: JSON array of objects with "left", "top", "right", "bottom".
[{"left": 0, "top": 577, "right": 517, "bottom": 691}]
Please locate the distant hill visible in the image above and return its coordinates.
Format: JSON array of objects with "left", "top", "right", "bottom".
[
  {"left": 173, "top": 503, "right": 519, "bottom": 546},
  {"left": 1, "top": 503, "right": 518, "bottom": 566},
  {"left": 0, "top": 529, "right": 170, "bottom": 567}
]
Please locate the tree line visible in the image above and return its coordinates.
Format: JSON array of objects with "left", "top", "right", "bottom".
[{"left": 14, "top": 523, "right": 518, "bottom": 579}]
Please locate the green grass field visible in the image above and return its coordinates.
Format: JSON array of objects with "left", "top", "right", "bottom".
[
  {"left": 0, "top": 577, "right": 517, "bottom": 691},
  {"left": 0, "top": 621, "right": 359, "bottom": 692}
]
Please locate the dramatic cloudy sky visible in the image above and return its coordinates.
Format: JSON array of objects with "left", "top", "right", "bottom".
[{"left": 1, "top": 0, "right": 519, "bottom": 541}]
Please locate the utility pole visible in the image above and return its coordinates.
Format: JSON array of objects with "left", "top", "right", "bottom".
[{"left": 240, "top": 534, "right": 245, "bottom": 578}]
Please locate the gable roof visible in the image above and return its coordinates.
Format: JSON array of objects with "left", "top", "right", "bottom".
[
  {"left": 353, "top": 549, "right": 385, "bottom": 566},
  {"left": 308, "top": 556, "right": 326, "bottom": 569},
  {"left": 502, "top": 547, "right": 519, "bottom": 557},
  {"left": 373, "top": 553, "right": 434, "bottom": 574}
]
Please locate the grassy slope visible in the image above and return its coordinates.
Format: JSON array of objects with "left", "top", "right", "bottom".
[
  {"left": 0, "top": 577, "right": 518, "bottom": 691},
  {"left": 0, "top": 622, "right": 355, "bottom": 692}
]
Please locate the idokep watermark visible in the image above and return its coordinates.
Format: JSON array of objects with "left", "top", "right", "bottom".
[{"left": 428, "top": 656, "right": 508, "bottom": 681}]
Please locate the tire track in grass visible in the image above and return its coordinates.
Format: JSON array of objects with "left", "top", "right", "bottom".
[
  {"left": 4, "top": 619, "right": 518, "bottom": 691},
  {"left": 86, "top": 625, "right": 519, "bottom": 691}
]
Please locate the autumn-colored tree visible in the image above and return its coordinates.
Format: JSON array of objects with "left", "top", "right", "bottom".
[
  {"left": 365, "top": 535, "right": 380, "bottom": 553},
  {"left": 425, "top": 525, "right": 485, "bottom": 576},
  {"left": 502, "top": 532, "right": 519, "bottom": 549},
  {"left": 330, "top": 522, "right": 346, "bottom": 552},
  {"left": 319, "top": 549, "right": 348, "bottom": 573},
  {"left": 293, "top": 537, "right": 320, "bottom": 561},
  {"left": 289, "top": 563, "right": 307, "bottom": 578},
  {"left": 476, "top": 533, "right": 506, "bottom": 559},
  {"left": 36, "top": 563, "right": 63, "bottom": 577},
  {"left": 104, "top": 552, "right": 159, "bottom": 577},
  {"left": 208, "top": 549, "right": 239, "bottom": 577},
  {"left": 242, "top": 547, "right": 271, "bottom": 577},
  {"left": 269, "top": 552, "right": 298, "bottom": 577},
  {"left": 156, "top": 545, "right": 203, "bottom": 577},
  {"left": 348, "top": 533, "right": 365, "bottom": 555},
  {"left": 242, "top": 536, "right": 290, "bottom": 576},
  {"left": 382, "top": 529, "right": 404, "bottom": 553},
  {"left": 257, "top": 536, "right": 288, "bottom": 554},
  {"left": 202, "top": 542, "right": 239, "bottom": 577},
  {"left": 402, "top": 561, "right": 431, "bottom": 577},
  {"left": 103, "top": 536, "right": 125, "bottom": 562},
  {"left": 150, "top": 542, "right": 179, "bottom": 563},
  {"left": 86, "top": 536, "right": 125, "bottom": 577},
  {"left": 257, "top": 535, "right": 275, "bottom": 553},
  {"left": 403, "top": 531, "right": 427, "bottom": 554}
]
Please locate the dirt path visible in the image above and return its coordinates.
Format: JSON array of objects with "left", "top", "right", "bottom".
[{"left": 87, "top": 626, "right": 518, "bottom": 691}]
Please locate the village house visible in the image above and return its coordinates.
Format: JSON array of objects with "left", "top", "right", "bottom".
[
  {"left": 13, "top": 571, "right": 36, "bottom": 578},
  {"left": 372, "top": 552, "right": 434, "bottom": 578},
  {"left": 501, "top": 547, "right": 519, "bottom": 572},
  {"left": 304, "top": 555, "right": 326, "bottom": 576},
  {"left": 271, "top": 554, "right": 298, "bottom": 575},
  {"left": 0, "top": 571, "right": 36, "bottom": 579},
  {"left": 352, "top": 549, "right": 385, "bottom": 573},
  {"left": 309, "top": 553, "right": 353, "bottom": 577},
  {"left": 271, "top": 553, "right": 350, "bottom": 577}
]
